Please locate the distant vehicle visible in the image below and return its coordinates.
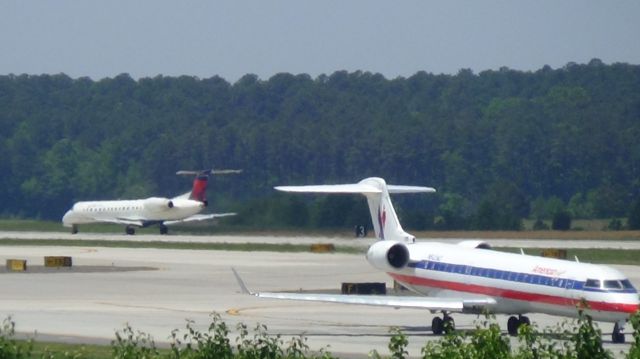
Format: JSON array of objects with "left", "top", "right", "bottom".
[
  {"left": 234, "top": 177, "right": 639, "bottom": 343},
  {"left": 62, "top": 169, "right": 240, "bottom": 235}
]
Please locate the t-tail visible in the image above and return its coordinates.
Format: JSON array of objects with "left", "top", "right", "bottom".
[
  {"left": 275, "top": 177, "right": 435, "bottom": 242},
  {"left": 175, "top": 168, "right": 242, "bottom": 204}
]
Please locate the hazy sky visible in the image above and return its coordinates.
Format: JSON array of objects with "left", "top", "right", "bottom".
[{"left": 2, "top": 1, "right": 639, "bottom": 83}]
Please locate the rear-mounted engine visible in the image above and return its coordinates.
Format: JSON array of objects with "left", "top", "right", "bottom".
[
  {"left": 143, "top": 197, "right": 174, "bottom": 212},
  {"left": 366, "top": 240, "right": 410, "bottom": 271}
]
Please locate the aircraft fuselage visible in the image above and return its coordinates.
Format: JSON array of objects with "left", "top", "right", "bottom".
[{"left": 373, "top": 241, "right": 638, "bottom": 323}]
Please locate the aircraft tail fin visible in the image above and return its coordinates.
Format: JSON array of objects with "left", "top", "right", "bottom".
[
  {"left": 176, "top": 169, "right": 242, "bottom": 204},
  {"left": 275, "top": 177, "right": 435, "bottom": 242}
]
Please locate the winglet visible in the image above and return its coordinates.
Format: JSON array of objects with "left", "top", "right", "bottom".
[{"left": 231, "top": 267, "right": 252, "bottom": 295}]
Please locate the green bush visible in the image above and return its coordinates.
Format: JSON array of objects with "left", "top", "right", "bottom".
[
  {"left": 4, "top": 312, "right": 640, "bottom": 358},
  {"left": 111, "top": 324, "right": 158, "bottom": 359},
  {"left": 0, "top": 317, "right": 33, "bottom": 359}
]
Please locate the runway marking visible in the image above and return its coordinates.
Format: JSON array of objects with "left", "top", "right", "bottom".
[{"left": 96, "top": 301, "right": 210, "bottom": 315}]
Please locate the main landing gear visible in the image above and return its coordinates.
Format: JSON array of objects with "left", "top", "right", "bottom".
[
  {"left": 507, "top": 315, "right": 531, "bottom": 336},
  {"left": 431, "top": 313, "right": 531, "bottom": 337},
  {"left": 71, "top": 225, "right": 78, "bottom": 234},
  {"left": 125, "top": 226, "right": 136, "bottom": 235},
  {"left": 612, "top": 322, "right": 626, "bottom": 344},
  {"left": 159, "top": 224, "right": 169, "bottom": 235},
  {"left": 431, "top": 313, "right": 455, "bottom": 335}
]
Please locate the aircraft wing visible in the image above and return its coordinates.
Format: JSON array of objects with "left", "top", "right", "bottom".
[
  {"left": 231, "top": 268, "right": 494, "bottom": 313},
  {"left": 164, "top": 213, "right": 236, "bottom": 226},
  {"left": 92, "top": 218, "right": 146, "bottom": 227}
]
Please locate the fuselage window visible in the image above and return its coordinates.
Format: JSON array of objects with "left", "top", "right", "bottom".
[{"left": 584, "top": 279, "right": 601, "bottom": 289}]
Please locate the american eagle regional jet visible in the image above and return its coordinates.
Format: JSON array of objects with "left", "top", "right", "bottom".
[
  {"left": 62, "top": 169, "right": 239, "bottom": 235},
  {"left": 234, "top": 177, "right": 639, "bottom": 343}
]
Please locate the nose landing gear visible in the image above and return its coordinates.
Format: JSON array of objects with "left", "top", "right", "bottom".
[{"left": 612, "top": 321, "right": 626, "bottom": 344}]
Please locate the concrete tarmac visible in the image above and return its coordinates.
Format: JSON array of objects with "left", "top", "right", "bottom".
[
  {"left": 0, "top": 233, "right": 639, "bottom": 357},
  {"left": 3, "top": 230, "right": 640, "bottom": 249}
]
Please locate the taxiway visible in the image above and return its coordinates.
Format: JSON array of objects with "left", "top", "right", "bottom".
[{"left": 0, "top": 233, "right": 639, "bottom": 357}]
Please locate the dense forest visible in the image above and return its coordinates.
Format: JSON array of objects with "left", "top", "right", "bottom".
[{"left": 1, "top": 59, "right": 639, "bottom": 230}]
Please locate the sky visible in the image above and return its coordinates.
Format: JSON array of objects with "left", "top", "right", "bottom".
[{"left": 2, "top": 1, "right": 639, "bottom": 83}]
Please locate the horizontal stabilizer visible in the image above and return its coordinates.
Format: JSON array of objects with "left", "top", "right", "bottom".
[
  {"left": 387, "top": 185, "right": 436, "bottom": 194},
  {"left": 275, "top": 184, "right": 382, "bottom": 194},
  {"left": 275, "top": 183, "right": 435, "bottom": 194},
  {"left": 176, "top": 169, "right": 242, "bottom": 176}
]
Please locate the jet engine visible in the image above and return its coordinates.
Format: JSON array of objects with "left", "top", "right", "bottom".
[
  {"left": 366, "top": 240, "right": 410, "bottom": 272},
  {"left": 457, "top": 240, "right": 492, "bottom": 249},
  {"left": 143, "top": 197, "right": 174, "bottom": 212}
]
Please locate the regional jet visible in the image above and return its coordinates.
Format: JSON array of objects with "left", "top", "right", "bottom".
[
  {"left": 233, "top": 177, "right": 639, "bottom": 343},
  {"left": 62, "top": 169, "right": 240, "bottom": 235}
]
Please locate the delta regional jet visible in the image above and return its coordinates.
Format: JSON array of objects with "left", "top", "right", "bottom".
[
  {"left": 62, "top": 169, "right": 240, "bottom": 235},
  {"left": 234, "top": 177, "right": 639, "bottom": 343}
]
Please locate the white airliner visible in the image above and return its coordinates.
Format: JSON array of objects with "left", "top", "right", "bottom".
[
  {"left": 62, "top": 169, "right": 239, "bottom": 235},
  {"left": 233, "top": 177, "right": 639, "bottom": 343}
]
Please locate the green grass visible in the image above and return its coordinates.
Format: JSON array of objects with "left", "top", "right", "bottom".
[
  {"left": 5, "top": 218, "right": 640, "bottom": 240},
  {"left": 497, "top": 247, "right": 640, "bottom": 265},
  {"left": 30, "top": 341, "right": 116, "bottom": 359}
]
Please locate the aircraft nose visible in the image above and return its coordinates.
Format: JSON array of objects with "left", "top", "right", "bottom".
[{"left": 62, "top": 210, "right": 73, "bottom": 225}]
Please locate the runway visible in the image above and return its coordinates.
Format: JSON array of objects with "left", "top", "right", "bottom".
[
  {"left": 3, "top": 230, "right": 640, "bottom": 249},
  {"left": 0, "top": 232, "right": 639, "bottom": 357}
]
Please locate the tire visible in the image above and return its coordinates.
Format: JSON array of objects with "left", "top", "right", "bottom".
[
  {"left": 432, "top": 316, "right": 443, "bottom": 335},
  {"left": 507, "top": 316, "right": 519, "bottom": 336}
]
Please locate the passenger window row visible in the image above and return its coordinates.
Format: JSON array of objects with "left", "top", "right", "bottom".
[{"left": 414, "top": 261, "right": 635, "bottom": 292}]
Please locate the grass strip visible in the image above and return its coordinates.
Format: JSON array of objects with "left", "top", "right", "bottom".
[{"left": 496, "top": 247, "right": 640, "bottom": 266}]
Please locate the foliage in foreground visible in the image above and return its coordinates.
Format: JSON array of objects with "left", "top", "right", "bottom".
[{"left": 4, "top": 312, "right": 640, "bottom": 358}]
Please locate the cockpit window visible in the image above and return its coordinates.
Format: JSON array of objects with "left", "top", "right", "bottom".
[
  {"left": 584, "top": 279, "right": 600, "bottom": 288},
  {"left": 604, "top": 280, "right": 623, "bottom": 289},
  {"left": 621, "top": 280, "right": 635, "bottom": 290}
]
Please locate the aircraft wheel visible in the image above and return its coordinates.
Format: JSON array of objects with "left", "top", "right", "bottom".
[
  {"left": 431, "top": 316, "right": 444, "bottom": 335},
  {"left": 125, "top": 226, "right": 135, "bottom": 235},
  {"left": 519, "top": 315, "right": 531, "bottom": 327},
  {"left": 71, "top": 225, "right": 78, "bottom": 234},
  {"left": 443, "top": 315, "right": 455, "bottom": 334},
  {"left": 160, "top": 225, "right": 168, "bottom": 235},
  {"left": 613, "top": 322, "right": 626, "bottom": 344},
  {"left": 507, "top": 316, "right": 519, "bottom": 336}
]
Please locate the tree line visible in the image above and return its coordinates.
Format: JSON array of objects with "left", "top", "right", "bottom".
[{"left": 1, "top": 59, "right": 639, "bottom": 230}]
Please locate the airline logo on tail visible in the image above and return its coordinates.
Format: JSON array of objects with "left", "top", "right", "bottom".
[
  {"left": 190, "top": 173, "right": 208, "bottom": 203},
  {"left": 378, "top": 205, "right": 387, "bottom": 240}
]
